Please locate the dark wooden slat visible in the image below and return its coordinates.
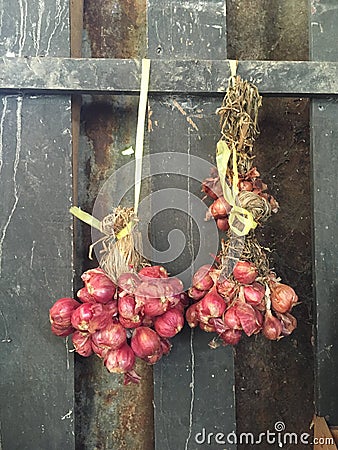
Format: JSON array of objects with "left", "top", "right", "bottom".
[
  {"left": 148, "top": 2, "right": 236, "bottom": 449},
  {"left": 0, "top": 58, "right": 337, "bottom": 95},
  {"left": 0, "top": 1, "right": 74, "bottom": 449},
  {"left": 310, "top": 0, "right": 338, "bottom": 426}
]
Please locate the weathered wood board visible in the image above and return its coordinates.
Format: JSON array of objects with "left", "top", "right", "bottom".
[{"left": 0, "top": 1, "right": 74, "bottom": 449}]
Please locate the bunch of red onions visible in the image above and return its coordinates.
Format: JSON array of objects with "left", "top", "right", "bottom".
[
  {"left": 186, "top": 261, "right": 298, "bottom": 346},
  {"left": 203, "top": 166, "right": 279, "bottom": 231},
  {"left": 49, "top": 266, "right": 187, "bottom": 384}
]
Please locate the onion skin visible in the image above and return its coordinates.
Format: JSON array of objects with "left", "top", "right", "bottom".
[
  {"left": 138, "top": 265, "right": 168, "bottom": 279},
  {"left": 82, "top": 268, "right": 116, "bottom": 304},
  {"left": 277, "top": 312, "right": 297, "bottom": 336},
  {"left": 104, "top": 343, "right": 135, "bottom": 373},
  {"left": 134, "top": 280, "right": 173, "bottom": 316},
  {"left": 236, "top": 303, "right": 262, "bottom": 336},
  {"left": 216, "top": 278, "right": 236, "bottom": 301},
  {"left": 202, "top": 177, "right": 223, "bottom": 200},
  {"left": 131, "top": 327, "right": 162, "bottom": 363},
  {"left": 117, "top": 272, "right": 141, "bottom": 296},
  {"left": 233, "top": 261, "right": 258, "bottom": 284},
  {"left": 270, "top": 283, "right": 298, "bottom": 314},
  {"left": 72, "top": 331, "right": 93, "bottom": 357},
  {"left": 239, "top": 180, "right": 253, "bottom": 192},
  {"left": 124, "top": 369, "right": 141, "bottom": 385},
  {"left": 154, "top": 309, "right": 184, "bottom": 338}
]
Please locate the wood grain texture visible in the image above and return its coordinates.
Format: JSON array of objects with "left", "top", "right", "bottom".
[{"left": 0, "top": 1, "right": 74, "bottom": 449}]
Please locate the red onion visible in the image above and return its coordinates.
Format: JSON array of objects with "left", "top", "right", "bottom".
[
  {"left": 143, "top": 297, "right": 169, "bottom": 317},
  {"left": 223, "top": 306, "right": 241, "bottom": 329},
  {"left": 92, "top": 322, "right": 126, "bottom": 353},
  {"left": 72, "top": 331, "right": 93, "bottom": 357},
  {"left": 197, "top": 287, "right": 226, "bottom": 321},
  {"left": 81, "top": 268, "right": 116, "bottom": 304},
  {"left": 210, "top": 196, "right": 231, "bottom": 219},
  {"left": 262, "top": 310, "right": 283, "bottom": 340},
  {"left": 233, "top": 260, "right": 258, "bottom": 284},
  {"left": 220, "top": 329, "right": 242, "bottom": 345},
  {"left": 192, "top": 265, "right": 214, "bottom": 291},
  {"left": 188, "top": 286, "right": 206, "bottom": 301},
  {"left": 49, "top": 297, "right": 80, "bottom": 329},
  {"left": 270, "top": 283, "right": 298, "bottom": 313},
  {"left": 92, "top": 341, "right": 107, "bottom": 358},
  {"left": 103, "top": 300, "right": 118, "bottom": 317},
  {"left": 104, "top": 343, "right": 135, "bottom": 373},
  {"left": 186, "top": 303, "right": 199, "bottom": 328},
  {"left": 135, "top": 280, "right": 172, "bottom": 317},
  {"left": 138, "top": 265, "right": 168, "bottom": 279},
  {"left": 244, "top": 282, "right": 265, "bottom": 306},
  {"left": 217, "top": 217, "right": 229, "bottom": 231},
  {"left": 154, "top": 309, "right": 184, "bottom": 338},
  {"left": 77, "top": 287, "right": 95, "bottom": 304},
  {"left": 71, "top": 303, "right": 111, "bottom": 333},
  {"left": 131, "top": 326, "right": 162, "bottom": 363},
  {"left": 118, "top": 295, "right": 138, "bottom": 320}
]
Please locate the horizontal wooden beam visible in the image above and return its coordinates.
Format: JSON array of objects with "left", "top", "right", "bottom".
[{"left": 0, "top": 57, "right": 337, "bottom": 96}]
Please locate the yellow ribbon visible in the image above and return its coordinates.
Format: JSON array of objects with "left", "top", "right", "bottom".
[
  {"left": 216, "top": 139, "right": 257, "bottom": 236},
  {"left": 70, "top": 59, "right": 151, "bottom": 241}
]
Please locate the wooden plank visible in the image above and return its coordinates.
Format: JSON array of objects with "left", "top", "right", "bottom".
[
  {"left": 0, "top": 1, "right": 74, "bottom": 449},
  {"left": 310, "top": 0, "right": 338, "bottom": 426},
  {"left": 147, "top": 2, "right": 236, "bottom": 449},
  {"left": 313, "top": 416, "right": 337, "bottom": 450},
  {"left": 0, "top": 58, "right": 337, "bottom": 95},
  {"left": 330, "top": 427, "right": 338, "bottom": 446}
]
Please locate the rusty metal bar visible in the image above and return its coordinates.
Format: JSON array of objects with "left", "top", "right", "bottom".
[{"left": 0, "top": 57, "right": 337, "bottom": 95}]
